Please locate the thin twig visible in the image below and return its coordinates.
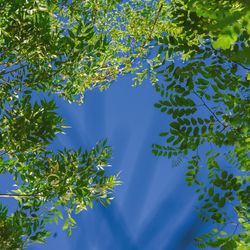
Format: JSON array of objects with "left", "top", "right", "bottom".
[
  {"left": 130, "top": 1, "right": 164, "bottom": 65},
  {"left": 232, "top": 223, "right": 239, "bottom": 235},
  {"left": 193, "top": 90, "right": 226, "bottom": 128}
]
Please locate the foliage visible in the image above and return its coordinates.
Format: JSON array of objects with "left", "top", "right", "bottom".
[
  {"left": 0, "top": 0, "right": 123, "bottom": 103},
  {"left": 0, "top": 202, "right": 50, "bottom": 249},
  {"left": 0, "top": 0, "right": 249, "bottom": 249},
  {"left": 153, "top": 45, "right": 250, "bottom": 248},
  {"left": 0, "top": 0, "right": 121, "bottom": 248},
  {"left": 186, "top": 0, "right": 250, "bottom": 50},
  {"left": 0, "top": 93, "right": 118, "bottom": 247},
  {"left": 0, "top": 204, "right": 26, "bottom": 250},
  {"left": 151, "top": 1, "right": 250, "bottom": 249},
  {"left": 0, "top": 2, "right": 166, "bottom": 246}
]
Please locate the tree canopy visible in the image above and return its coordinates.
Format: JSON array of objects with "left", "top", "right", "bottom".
[{"left": 0, "top": 0, "right": 249, "bottom": 249}]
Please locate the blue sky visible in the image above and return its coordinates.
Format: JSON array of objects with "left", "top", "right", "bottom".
[{"left": 25, "top": 75, "right": 212, "bottom": 250}]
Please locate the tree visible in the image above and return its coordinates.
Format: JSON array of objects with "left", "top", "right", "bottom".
[
  {"left": 1, "top": 0, "right": 249, "bottom": 249},
  {"left": 0, "top": 0, "right": 122, "bottom": 248},
  {"left": 151, "top": 1, "right": 250, "bottom": 249}
]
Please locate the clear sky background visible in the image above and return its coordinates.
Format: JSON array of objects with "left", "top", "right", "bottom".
[{"left": 25, "top": 75, "right": 212, "bottom": 250}]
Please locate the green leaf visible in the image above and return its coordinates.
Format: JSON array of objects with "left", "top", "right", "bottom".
[
  {"left": 220, "top": 240, "right": 237, "bottom": 250},
  {"left": 193, "top": 127, "right": 199, "bottom": 136},
  {"left": 208, "top": 187, "right": 214, "bottom": 196},
  {"left": 167, "top": 136, "right": 175, "bottom": 143},
  {"left": 221, "top": 171, "right": 227, "bottom": 179},
  {"left": 213, "top": 193, "right": 220, "bottom": 202},
  {"left": 170, "top": 122, "right": 179, "bottom": 129},
  {"left": 218, "top": 197, "right": 226, "bottom": 208},
  {"left": 160, "top": 132, "right": 168, "bottom": 137},
  {"left": 63, "top": 219, "right": 69, "bottom": 231}
]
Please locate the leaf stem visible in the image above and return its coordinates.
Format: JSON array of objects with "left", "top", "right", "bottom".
[{"left": 236, "top": 62, "right": 250, "bottom": 71}]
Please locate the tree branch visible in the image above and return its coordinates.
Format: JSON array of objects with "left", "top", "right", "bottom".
[
  {"left": 0, "top": 64, "right": 27, "bottom": 76},
  {"left": 148, "top": 2, "right": 163, "bottom": 41},
  {"left": 0, "top": 193, "right": 42, "bottom": 198}
]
